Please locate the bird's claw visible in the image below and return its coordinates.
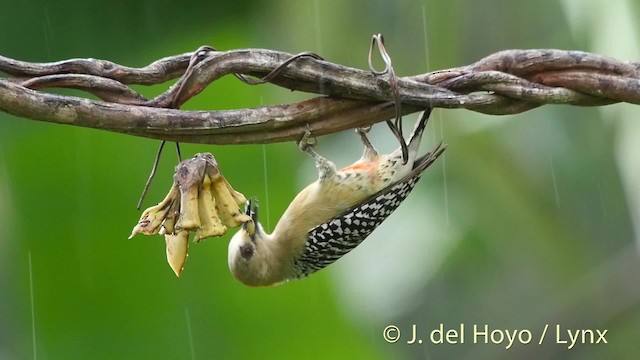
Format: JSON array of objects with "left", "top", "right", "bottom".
[
  {"left": 356, "top": 125, "right": 372, "bottom": 135},
  {"left": 298, "top": 126, "right": 317, "bottom": 152}
]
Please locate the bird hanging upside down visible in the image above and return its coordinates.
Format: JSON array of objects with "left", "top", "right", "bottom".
[{"left": 228, "top": 109, "right": 446, "bottom": 286}]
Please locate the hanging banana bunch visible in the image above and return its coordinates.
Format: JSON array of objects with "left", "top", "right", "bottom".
[{"left": 129, "top": 153, "right": 251, "bottom": 276}]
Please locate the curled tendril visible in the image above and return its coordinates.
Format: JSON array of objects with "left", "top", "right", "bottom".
[
  {"left": 236, "top": 52, "right": 324, "bottom": 85},
  {"left": 369, "top": 34, "right": 409, "bottom": 164}
]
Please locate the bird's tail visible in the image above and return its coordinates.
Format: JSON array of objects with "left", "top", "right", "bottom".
[
  {"left": 412, "top": 141, "right": 446, "bottom": 174},
  {"left": 407, "top": 108, "right": 434, "bottom": 156}
]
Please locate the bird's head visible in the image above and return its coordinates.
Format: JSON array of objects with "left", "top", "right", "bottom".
[{"left": 228, "top": 199, "right": 278, "bottom": 286}]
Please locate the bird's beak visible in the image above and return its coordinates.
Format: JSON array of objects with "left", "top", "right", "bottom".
[
  {"left": 251, "top": 199, "right": 259, "bottom": 224},
  {"left": 242, "top": 199, "right": 257, "bottom": 237}
]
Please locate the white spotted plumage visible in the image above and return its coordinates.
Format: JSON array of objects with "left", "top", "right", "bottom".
[
  {"left": 293, "top": 177, "right": 422, "bottom": 278},
  {"left": 228, "top": 110, "right": 445, "bottom": 286}
]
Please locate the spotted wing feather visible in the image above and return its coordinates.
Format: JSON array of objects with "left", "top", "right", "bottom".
[{"left": 292, "top": 174, "right": 421, "bottom": 278}]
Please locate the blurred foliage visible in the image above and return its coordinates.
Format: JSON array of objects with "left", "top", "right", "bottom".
[{"left": 1, "top": 0, "right": 640, "bottom": 359}]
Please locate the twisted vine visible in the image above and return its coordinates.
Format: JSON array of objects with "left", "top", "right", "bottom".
[{"left": 1, "top": 46, "right": 639, "bottom": 144}]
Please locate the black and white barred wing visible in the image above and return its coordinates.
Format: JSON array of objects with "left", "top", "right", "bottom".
[{"left": 292, "top": 174, "right": 422, "bottom": 278}]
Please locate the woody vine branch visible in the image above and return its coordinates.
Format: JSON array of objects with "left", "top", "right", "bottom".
[{"left": 1, "top": 46, "right": 639, "bottom": 145}]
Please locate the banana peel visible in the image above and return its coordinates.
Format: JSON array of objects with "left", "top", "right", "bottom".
[
  {"left": 159, "top": 191, "right": 181, "bottom": 235},
  {"left": 211, "top": 172, "right": 251, "bottom": 228},
  {"left": 129, "top": 185, "right": 179, "bottom": 238},
  {"left": 165, "top": 230, "right": 189, "bottom": 276},
  {"left": 130, "top": 152, "right": 251, "bottom": 276},
  {"left": 195, "top": 174, "right": 227, "bottom": 242}
]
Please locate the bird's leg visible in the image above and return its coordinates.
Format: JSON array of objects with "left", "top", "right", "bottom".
[
  {"left": 356, "top": 125, "right": 378, "bottom": 162},
  {"left": 298, "top": 128, "right": 337, "bottom": 180}
]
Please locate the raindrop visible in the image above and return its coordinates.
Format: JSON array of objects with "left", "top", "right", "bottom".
[
  {"left": 29, "top": 251, "right": 37, "bottom": 360},
  {"left": 549, "top": 155, "right": 560, "bottom": 208},
  {"left": 185, "top": 308, "right": 195, "bottom": 360}
]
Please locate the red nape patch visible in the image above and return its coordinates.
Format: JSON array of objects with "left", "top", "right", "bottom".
[{"left": 340, "top": 161, "right": 375, "bottom": 172}]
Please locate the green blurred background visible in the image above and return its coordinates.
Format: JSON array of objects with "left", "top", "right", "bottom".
[{"left": 2, "top": 0, "right": 640, "bottom": 359}]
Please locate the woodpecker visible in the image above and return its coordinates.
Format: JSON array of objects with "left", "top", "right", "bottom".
[{"left": 228, "top": 109, "right": 445, "bottom": 286}]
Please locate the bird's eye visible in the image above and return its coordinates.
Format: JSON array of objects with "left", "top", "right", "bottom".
[{"left": 240, "top": 244, "right": 254, "bottom": 260}]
